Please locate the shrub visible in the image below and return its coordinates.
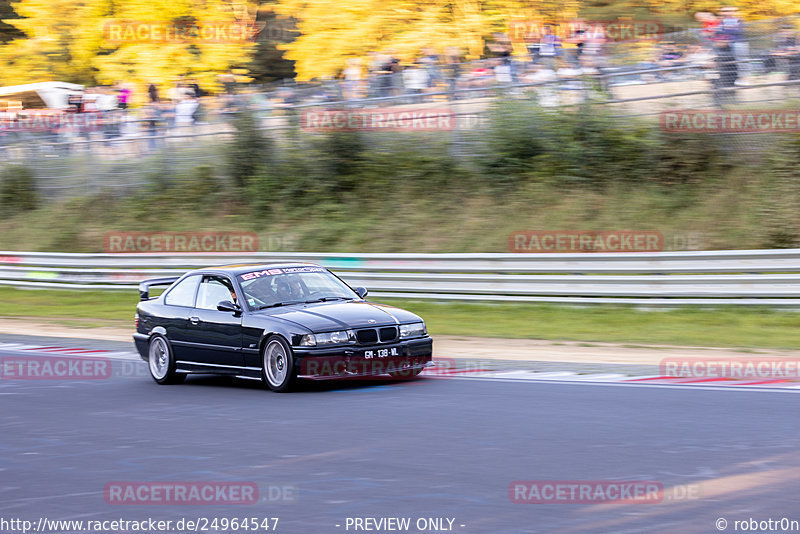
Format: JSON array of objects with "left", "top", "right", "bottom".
[
  {"left": 481, "top": 101, "right": 654, "bottom": 189},
  {"left": 649, "top": 130, "right": 727, "bottom": 185},
  {"left": 0, "top": 165, "right": 37, "bottom": 215},
  {"left": 227, "top": 111, "right": 272, "bottom": 190}
]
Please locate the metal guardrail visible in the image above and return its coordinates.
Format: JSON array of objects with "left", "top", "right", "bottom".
[{"left": 3, "top": 249, "right": 800, "bottom": 306}]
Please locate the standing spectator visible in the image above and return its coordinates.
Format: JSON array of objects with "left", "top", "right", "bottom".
[
  {"left": 581, "top": 28, "right": 609, "bottom": 93},
  {"left": 538, "top": 24, "right": 562, "bottom": 70},
  {"left": 768, "top": 25, "right": 798, "bottom": 76},
  {"left": 771, "top": 28, "right": 800, "bottom": 95},
  {"left": 713, "top": 41, "right": 738, "bottom": 106},
  {"left": 656, "top": 42, "right": 685, "bottom": 79},
  {"left": 403, "top": 60, "right": 429, "bottom": 101},
  {"left": 174, "top": 95, "right": 199, "bottom": 131},
  {"left": 117, "top": 83, "right": 131, "bottom": 111},
  {"left": 375, "top": 53, "right": 394, "bottom": 97},
  {"left": 695, "top": 12, "right": 720, "bottom": 44},
  {"left": 187, "top": 79, "right": 203, "bottom": 98},
  {"left": 387, "top": 54, "right": 403, "bottom": 97},
  {"left": 489, "top": 33, "right": 518, "bottom": 87},
  {"left": 366, "top": 51, "right": 383, "bottom": 98},
  {"left": 167, "top": 78, "right": 184, "bottom": 104},
  {"left": 143, "top": 103, "right": 163, "bottom": 151},
  {"left": 467, "top": 60, "right": 494, "bottom": 95},
  {"left": 565, "top": 27, "right": 587, "bottom": 66},
  {"left": 343, "top": 58, "right": 363, "bottom": 100},
  {"left": 444, "top": 47, "right": 462, "bottom": 97},
  {"left": 420, "top": 48, "right": 443, "bottom": 90},
  {"left": 147, "top": 82, "right": 159, "bottom": 103},
  {"left": 494, "top": 57, "right": 512, "bottom": 86},
  {"left": 788, "top": 37, "right": 800, "bottom": 95},
  {"left": 717, "top": 6, "right": 748, "bottom": 79},
  {"left": 562, "top": 22, "right": 584, "bottom": 66}
]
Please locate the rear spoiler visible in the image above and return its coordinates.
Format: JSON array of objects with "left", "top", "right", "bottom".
[{"left": 138, "top": 277, "right": 180, "bottom": 301}]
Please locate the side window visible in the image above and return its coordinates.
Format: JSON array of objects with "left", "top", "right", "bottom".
[
  {"left": 164, "top": 275, "right": 200, "bottom": 307},
  {"left": 197, "top": 275, "right": 236, "bottom": 310}
]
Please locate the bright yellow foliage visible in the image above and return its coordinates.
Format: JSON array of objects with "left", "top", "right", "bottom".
[
  {"left": 272, "top": 0, "right": 579, "bottom": 81},
  {"left": 1, "top": 0, "right": 258, "bottom": 98},
  {"left": 1, "top": 0, "right": 798, "bottom": 89}
]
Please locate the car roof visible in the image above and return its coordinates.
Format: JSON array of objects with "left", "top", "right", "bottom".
[{"left": 197, "top": 262, "right": 325, "bottom": 276}]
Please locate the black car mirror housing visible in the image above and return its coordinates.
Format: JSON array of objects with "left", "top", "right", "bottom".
[{"left": 217, "top": 300, "right": 241, "bottom": 313}]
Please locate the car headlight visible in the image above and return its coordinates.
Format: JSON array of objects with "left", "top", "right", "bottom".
[
  {"left": 299, "top": 330, "right": 356, "bottom": 347},
  {"left": 399, "top": 322, "right": 427, "bottom": 338}
]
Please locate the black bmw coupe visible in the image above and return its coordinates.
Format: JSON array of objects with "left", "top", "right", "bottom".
[{"left": 133, "top": 264, "right": 433, "bottom": 392}]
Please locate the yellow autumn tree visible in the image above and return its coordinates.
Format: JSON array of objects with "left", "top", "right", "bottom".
[
  {"left": 0, "top": 0, "right": 259, "bottom": 98},
  {"left": 271, "top": 0, "right": 579, "bottom": 81},
  {"left": 581, "top": 0, "right": 800, "bottom": 23},
  {"left": 0, "top": 0, "right": 110, "bottom": 85},
  {"left": 734, "top": 0, "right": 800, "bottom": 19}
]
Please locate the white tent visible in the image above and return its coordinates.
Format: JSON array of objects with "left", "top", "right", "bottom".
[{"left": 0, "top": 81, "right": 85, "bottom": 109}]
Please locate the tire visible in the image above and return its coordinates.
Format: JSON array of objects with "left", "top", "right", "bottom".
[
  {"left": 388, "top": 367, "right": 424, "bottom": 379},
  {"left": 262, "top": 335, "right": 296, "bottom": 392},
  {"left": 148, "top": 335, "right": 185, "bottom": 385}
]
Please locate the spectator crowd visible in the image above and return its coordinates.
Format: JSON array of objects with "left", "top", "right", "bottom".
[{"left": 2, "top": 10, "right": 800, "bottom": 149}]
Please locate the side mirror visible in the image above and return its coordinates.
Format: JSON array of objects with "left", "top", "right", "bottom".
[
  {"left": 354, "top": 286, "right": 368, "bottom": 299},
  {"left": 217, "top": 300, "right": 241, "bottom": 313}
]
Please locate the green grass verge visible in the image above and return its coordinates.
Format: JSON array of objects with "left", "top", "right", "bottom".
[{"left": 2, "top": 287, "right": 799, "bottom": 350}]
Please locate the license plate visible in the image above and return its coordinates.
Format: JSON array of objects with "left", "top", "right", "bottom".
[{"left": 363, "top": 347, "right": 400, "bottom": 359}]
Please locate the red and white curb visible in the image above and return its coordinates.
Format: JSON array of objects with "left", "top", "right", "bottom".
[
  {"left": 3, "top": 345, "right": 799, "bottom": 390},
  {"left": 423, "top": 363, "right": 800, "bottom": 389}
]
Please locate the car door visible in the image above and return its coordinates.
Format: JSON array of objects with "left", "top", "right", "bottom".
[
  {"left": 160, "top": 274, "right": 201, "bottom": 361},
  {"left": 187, "top": 274, "right": 245, "bottom": 368}
]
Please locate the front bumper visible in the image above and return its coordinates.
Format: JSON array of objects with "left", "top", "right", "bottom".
[{"left": 294, "top": 337, "right": 433, "bottom": 380}]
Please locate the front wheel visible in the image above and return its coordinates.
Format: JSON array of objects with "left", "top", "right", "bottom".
[
  {"left": 148, "top": 335, "right": 185, "bottom": 385},
  {"left": 262, "top": 336, "right": 296, "bottom": 392}
]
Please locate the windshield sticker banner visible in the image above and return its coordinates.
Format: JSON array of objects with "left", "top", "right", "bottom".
[{"left": 240, "top": 266, "right": 325, "bottom": 280}]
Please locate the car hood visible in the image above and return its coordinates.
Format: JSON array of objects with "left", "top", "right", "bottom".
[{"left": 253, "top": 300, "right": 423, "bottom": 332}]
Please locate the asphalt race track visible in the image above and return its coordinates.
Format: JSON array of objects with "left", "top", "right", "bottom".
[{"left": 2, "top": 335, "right": 800, "bottom": 534}]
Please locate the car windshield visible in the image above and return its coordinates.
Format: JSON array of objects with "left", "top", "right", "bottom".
[{"left": 237, "top": 267, "right": 358, "bottom": 310}]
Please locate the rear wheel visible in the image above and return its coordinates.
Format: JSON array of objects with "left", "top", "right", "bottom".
[
  {"left": 148, "top": 335, "right": 185, "bottom": 385},
  {"left": 262, "top": 336, "right": 296, "bottom": 392}
]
